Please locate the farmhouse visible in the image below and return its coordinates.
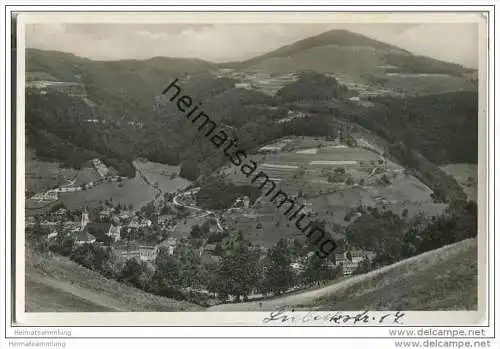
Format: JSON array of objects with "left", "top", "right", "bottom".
[{"left": 335, "top": 250, "right": 376, "bottom": 276}]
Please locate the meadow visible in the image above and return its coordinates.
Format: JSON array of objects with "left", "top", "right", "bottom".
[
  {"left": 58, "top": 160, "right": 192, "bottom": 210},
  {"left": 26, "top": 248, "right": 200, "bottom": 312},
  {"left": 133, "top": 160, "right": 191, "bottom": 194},
  {"left": 25, "top": 149, "right": 99, "bottom": 194},
  {"left": 59, "top": 174, "right": 155, "bottom": 210}
]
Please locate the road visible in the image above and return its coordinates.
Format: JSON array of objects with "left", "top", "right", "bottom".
[
  {"left": 172, "top": 189, "right": 225, "bottom": 231},
  {"left": 207, "top": 238, "right": 475, "bottom": 311}
]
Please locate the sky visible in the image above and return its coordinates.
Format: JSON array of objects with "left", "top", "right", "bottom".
[{"left": 25, "top": 22, "right": 479, "bottom": 68}]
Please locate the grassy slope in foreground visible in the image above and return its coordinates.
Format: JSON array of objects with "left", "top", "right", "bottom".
[
  {"left": 208, "top": 238, "right": 477, "bottom": 311},
  {"left": 26, "top": 249, "right": 200, "bottom": 312}
]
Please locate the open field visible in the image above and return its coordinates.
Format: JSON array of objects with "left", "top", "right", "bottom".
[
  {"left": 171, "top": 214, "right": 209, "bottom": 239},
  {"left": 26, "top": 248, "right": 200, "bottom": 312},
  {"left": 59, "top": 174, "right": 155, "bottom": 210},
  {"left": 208, "top": 238, "right": 477, "bottom": 311},
  {"left": 133, "top": 160, "right": 191, "bottom": 194},
  {"left": 384, "top": 73, "right": 476, "bottom": 95},
  {"left": 25, "top": 149, "right": 99, "bottom": 194},
  {"left": 224, "top": 208, "right": 309, "bottom": 248},
  {"left": 440, "top": 163, "right": 478, "bottom": 202}
]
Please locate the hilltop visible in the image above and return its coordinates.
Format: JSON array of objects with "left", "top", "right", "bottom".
[
  {"left": 228, "top": 29, "right": 471, "bottom": 78},
  {"left": 208, "top": 238, "right": 477, "bottom": 311}
]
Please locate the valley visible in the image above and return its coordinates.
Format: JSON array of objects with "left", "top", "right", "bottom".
[{"left": 24, "top": 28, "right": 478, "bottom": 312}]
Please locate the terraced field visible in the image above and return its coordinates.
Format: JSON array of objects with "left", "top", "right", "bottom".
[{"left": 222, "top": 138, "right": 446, "bottom": 242}]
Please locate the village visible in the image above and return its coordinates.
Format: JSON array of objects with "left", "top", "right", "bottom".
[{"left": 26, "top": 177, "right": 376, "bottom": 282}]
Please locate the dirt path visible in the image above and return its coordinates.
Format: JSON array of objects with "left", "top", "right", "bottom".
[
  {"left": 207, "top": 239, "right": 474, "bottom": 311},
  {"left": 173, "top": 190, "right": 225, "bottom": 231},
  {"left": 28, "top": 274, "right": 127, "bottom": 311},
  {"left": 207, "top": 273, "right": 376, "bottom": 311}
]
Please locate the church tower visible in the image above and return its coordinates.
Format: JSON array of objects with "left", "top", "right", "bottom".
[{"left": 81, "top": 208, "right": 90, "bottom": 231}]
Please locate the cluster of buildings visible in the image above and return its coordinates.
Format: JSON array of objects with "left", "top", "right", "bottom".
[
  {"left": 26, "top": 80, "right": 87, "bottom": 97},
  {"left": 285, "top": 241, "right": 376, "bottom": 277},
  {"left": 30, "top": 191, "right": 58, "bottom": 203},
  {"left": 116, "top": 237, "right": 178, "bottom": 263},
  {"left": 257, "top": 138, "right": 293, "bottom": 153},
  {"left": 91, "top": 158, "right": 109, "bottom": 178},
  {"left": 276, "top": 111, "right": 310, "bottom": 124},
  {"left": 28, "top": 157, "right": 127, "bottom": 203},
  {"left": 214, "top": 69, "right": 299, "bottom": 96},
  {"left": 334, "top": 250, "right": 377, "bottom": 276},
  {"left": 28, "top": 201, "right": 182, "bottom": 265}
]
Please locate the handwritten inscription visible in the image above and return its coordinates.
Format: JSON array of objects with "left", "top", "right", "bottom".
[{"left": 263, "top": 307, "right": 405, "bottom": 325}]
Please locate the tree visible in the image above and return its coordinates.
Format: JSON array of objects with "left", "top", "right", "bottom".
[
  {"left": 200, "top": 220, "right": 211, "bottom": 237},
  {"left": 190, "top": 224, "right": 202, "bottom": 239},
  {"left": 260, "top": 239, "right": 294, "bottom": 296},
  {"left": 70, "top": 243, "right": 96, "bottom": 270},
  {"left": 302, "top": 254, "right": 340, "bottom": 285},
  {"left": 174, "top": 245, "right": 203, "bottom": 289},
  {"left": 379, "top": 174, "right": 391, "bottom": 186},
  {"left": 346, "top": 209, "right": 405, "bottom": 265},
  {"left": 152, "top": 246, "right": 182, "bottom": 292},
  {"left": 179, "top": 160, "right": 200, "bottom": 181},
  {"left": 53, "top": 218, "right": 66, "bottom": 253},
  {"left": 215, "top": 243, "right": 260, "bottom": 301},
  {"left": 211, "top": 232, "right": 260, "bottom": 301},
  {"left": 352, "top": 258, "right": 372, "bottom": 275},
  {"left": 119, "top": 258, "right": 153, "bottom": 290},
  {"left": 200, "top": 258, "right": 222, "bottom": 297}
]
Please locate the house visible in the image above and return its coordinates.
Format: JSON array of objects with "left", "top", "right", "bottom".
[
  {"left": 63, "top": 221, "right": 81, "bottom": 233},
  {"left": 108, "top": 224, "right": 121, "bottom": 241},
  {"left": 53, "top": 208, "right": 67, "bottom": 217},
  {"left": 290, "top": 262, "right": 305, "bottom": 273},
  {"left": 157, "top": 214, "right": 170, "bottom": 225},
  {"left": 74, "top": 229, "right": 97, "bottom": 245},
  {"left": 118, "top": 249, "right": 141, "bottom": 261},
  {"left": 139, "top": 245, "right": 159, "bottom": 262},
  {"left": 140, "top": 219, "right": 152, "bottom": 227},
  {"left": 336, "top": 250, "right": 376, "bottom": 276},
  {"left": 203, "top": 243, "right": 217, "bottom": 255},
  {"left": 47, "top": 229, "right": 58, "bottom": 240},
  {"left": 82, "top": 222, "right": 120, "bottom": 244},
  {"left": 162, "top": 237, "right": 178, "bottom": 255},
  {"left": 98, "top": 208, "right": 114, "bottom": 220},
  {"left": 25, "top": 216, "right": 36, "bottom": 228},
  {"left": 31, "top": 191, "right": 58, "bottom": 202}
]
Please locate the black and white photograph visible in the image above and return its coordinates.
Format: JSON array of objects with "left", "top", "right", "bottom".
[{"left": 6, "top": 9, "right": 493, "bottom": 335}]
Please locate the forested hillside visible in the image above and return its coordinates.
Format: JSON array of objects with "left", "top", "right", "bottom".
[{"left": 26, "top": 46, "right": 477, "bottom": 203}]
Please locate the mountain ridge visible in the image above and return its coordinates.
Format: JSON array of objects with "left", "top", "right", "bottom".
[{"left": 27, "top": 29, "right": 476, "bottom": 75}]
